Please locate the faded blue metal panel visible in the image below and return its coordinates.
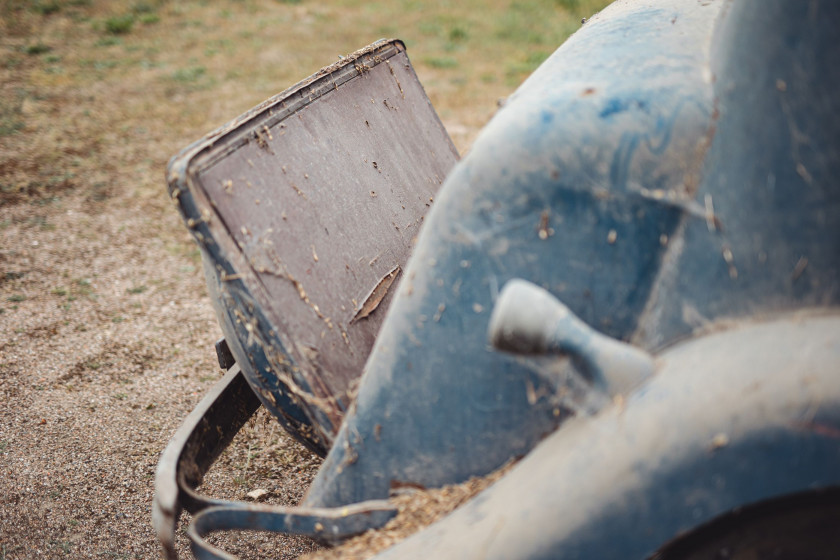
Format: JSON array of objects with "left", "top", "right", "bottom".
[
  {"left": 374, "top": 314, "right": 840, "bottom": 559},
  {"left": 305, "top": 0, "right": 725, "bottom": 507},
  {"left": 361, "top": 0, "right": 840, "bottom": 556},
  {"left": 634, "top": 0, "right": 840, "bottom": 348}
]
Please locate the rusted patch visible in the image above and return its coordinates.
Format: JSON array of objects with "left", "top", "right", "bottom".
[
  {"left": 538, "top": 210, "right": 554, "bottom": 240},
  {"left": 386, "top": 59, "right": 405, "bottom": 99},
  {"left": 254, "top": 125, "right": 274, "bottom": 153},
  {"left": 390, "top": 480, "right": 426, "bottom": 492},
  {"left": 796, "top": 421, "right": 840, "bottom": 439}
]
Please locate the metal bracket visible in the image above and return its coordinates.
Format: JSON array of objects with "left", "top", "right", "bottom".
[
  {"left": 214, "top": 338, "right": 236, "bottom": 371},
  {"left": 153, "top": 365, "right": 262, "bottom": 559},
  {"left": 152, "top": 365, "right": 396, "bottom": 559}
]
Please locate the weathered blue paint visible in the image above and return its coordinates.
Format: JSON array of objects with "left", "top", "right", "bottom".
[
  {"left": 201, "top": 253, "right": 331, "bottom": 455},
  {"left": 305, "top": 0, "right": 725, "bottom": 507},
  {"left": 373, "top": 314, "right": 840, "bottom": 559},
  {"left": 632, "top": 0, "right": 840, "bottom": 349},
  {"left": 362, "top": 0, "right": 840, "bottom": 556}
]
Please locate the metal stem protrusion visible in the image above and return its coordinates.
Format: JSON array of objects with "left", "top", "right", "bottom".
[{"left": 488, "top": 279, "right": 654, "bottom": 397}]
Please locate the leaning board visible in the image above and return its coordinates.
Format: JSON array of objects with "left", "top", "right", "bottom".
[{"left": 167, "top": 40, "right": 459, "bottom": 454}]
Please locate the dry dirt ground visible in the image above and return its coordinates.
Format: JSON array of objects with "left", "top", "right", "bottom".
[{"left": 0, "top": 1, "right": 602, "bottom": 558}]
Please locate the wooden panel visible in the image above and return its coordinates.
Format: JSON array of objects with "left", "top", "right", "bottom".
[{"left": 174, "top": 40, "right": 458, "bottom": 435}]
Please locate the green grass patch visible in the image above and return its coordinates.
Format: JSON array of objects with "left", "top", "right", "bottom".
[
  {"left": 25, "top": 43, "right": 52, "bottom": 55},
  {"left": 171, "top": 65, "right": 206, "bottom": 83},
  {"left": 104, "top": 14, "right": 135, "bottom": 35},
  {"left": 74, "top": 278, "right": 94, "bottom": 298},
  {"left": 424, "top": 56, "right": 458, "bottom": 69},
  {"left": 555, "top": 0, "right": 581, "bottom": 11},
  {"left": 132, "top": 1, "right": 156, "bottom": 13},
  {"left": 418, "top": 21, "right": 442, "bottom": 36},
  {"left": 94, "top": 36, "right": 122, "bottom": 48},
  {"left": 449, "top": 26, "right": 468, "bottom": 42},
  {"left": 32, "top": 1, "right": 61, "bottom": 15},
  {"left": 0, "top": 117, "right": 23, "bottom": 137}
]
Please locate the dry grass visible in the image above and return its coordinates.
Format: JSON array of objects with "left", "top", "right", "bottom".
[{"left": 0, "top": 0, "right": 608, "bottom": 558}]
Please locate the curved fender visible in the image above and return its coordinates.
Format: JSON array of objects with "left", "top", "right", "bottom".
[
  {"left": 373, "top": 313, "right": 840, "bottom": 559},
  {"left": 305, "top": 0, "right": 725, "bottom": 507}
]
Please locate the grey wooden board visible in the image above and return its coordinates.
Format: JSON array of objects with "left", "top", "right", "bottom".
[{"left": 180, "top": 40, "right": 458, "bottom": 428}]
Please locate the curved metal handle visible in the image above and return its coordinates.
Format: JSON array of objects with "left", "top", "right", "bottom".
[
  {"left": 488, "top": 279, "right": 654, "bottom": 397},
  {"left": 152, "top": 363, "right": 397, "bottom": 560},
  {"left": 189, "top": 500, "right": 397, "bottom": 560}
]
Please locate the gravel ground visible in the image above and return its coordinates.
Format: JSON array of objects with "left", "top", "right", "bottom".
[
  {"left": 0, "top": 190, "right": 227, "bottom": 558},
  {"left": 0, "top": 184, "right": 509, "bottom": 560},
  {"left": 0, "top": 186, "right": 328, "bottom": 558}
]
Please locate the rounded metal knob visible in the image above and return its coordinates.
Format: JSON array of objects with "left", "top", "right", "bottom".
[{"left": 488, "top": 279, "right": 654, "bottom": 397}]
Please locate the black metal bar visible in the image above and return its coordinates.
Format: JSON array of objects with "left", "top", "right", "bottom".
[
  {"left": 152, "top": 365, "right": 262, "bottom": 560},
  {"left": 214, "top": 338, "right": 236, "bottom": 371}
]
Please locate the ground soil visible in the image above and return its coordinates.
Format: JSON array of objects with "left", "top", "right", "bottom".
[{"left": 0, "top": 1, "right": 598, "bottom": 558}]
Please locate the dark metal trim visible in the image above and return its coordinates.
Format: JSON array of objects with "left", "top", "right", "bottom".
[
  {"left": 152, "top": 365, "right": 397, "bottom": 559},
  {"left": 152, "top": 365, "right": 261, "bottom": 559},
  {"left": 214, "top": 338, "right": 235, "bottom": 371}
]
